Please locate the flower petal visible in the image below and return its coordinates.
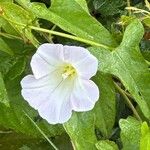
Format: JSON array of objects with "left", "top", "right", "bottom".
[
  {"left": 38, "top": 98, "right": 72, "bottom": 124},
  {"left": 71, "top": 78, "right": 99, "bottom": 112},
  {"left": 31, "top": 44, "right": 64, "bottom": 79},
  {"left": 38, "top": 78, "right": 73, "bottom": 124},
  {"left": 63, "top": 46, "right": 98, "bottom": 79},
  {"left": 21, "top": 73, "right": 74, "bottom": 124},
  {"left": 63, "top": 46, "right": 90, "bottom": 63},
  {"left": 21, "top": 69, "right": 63, "bottom": 109}
]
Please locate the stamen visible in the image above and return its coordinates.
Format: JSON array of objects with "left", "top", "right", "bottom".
[{"left": 62, "top": 65, "right": 76, "bottom": 79}]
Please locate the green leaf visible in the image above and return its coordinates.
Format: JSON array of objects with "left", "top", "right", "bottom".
[
  {"left": 89, "top": 19, "right": 150, "bottom": 119},
  {"left": 93, "top": 73, "right": 116, "bottom": 137},
  {"left": 142, "top": 17, "right": 150, "bottom": 27},
  {"left": 140, "top": 122, "right": 150, "bottom": 150},
  {"left": 0, "top": 2, "right": 39, "bottom": 47},
  {"left": 0, "top": 132, "right": 72, "bottom": 150},
  {"left": 6, "top": 57, "right": 26, "bottom": 80},
  {"left": 0, "top": 76, "right": 64, "bottom": 137},
  {"left": 96, "top": 140, "right": 119, "bottom": 150},
  {"left": 0, "top": 37, "right": 14, "bottom": 55},
  {"left": 0, "top": 37, "right": 33, "bottom": 77},
  {"left": 0, "top": 17, "right": 19, "bottom": 36},
  {"left": 74, "top": 0, "right": 89, "bottom": 13},
  {"left": 92, "top": 0, "right": 125, "bottom": 16},
  {"left": 0, "top": 0, "right": 12, "bottom": 2},
  {"left": 0, "top": 52, "right": 15, "bottom": 76},
  {"left": 142, "top": 51, "right": 150, "bottom": 62},
  {"left": 0, "top": 72, "right": 9, "bottom": 106},
  {"left": 0, "top": 37, "right": 32, "bottom": 55},
  {"left": 64, "top": 112, "right": 97, "bottom": 150},
  {"left": 0, "top": 131, "right": 50, "bottom": 150},
  {"left": 119, "top": 117, "right": 141, "bottom": 150},
  {"left": 16, "top": 0, "right": 117, "bottom": 47}
]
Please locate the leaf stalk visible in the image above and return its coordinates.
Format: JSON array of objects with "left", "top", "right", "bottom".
[{"left": 114, "top": 82, "right": 142, "bottom": 122}]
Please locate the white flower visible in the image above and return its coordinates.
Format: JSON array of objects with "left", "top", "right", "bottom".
[{"left": 21, "top": 44, "right": 99, "bottom": 124}]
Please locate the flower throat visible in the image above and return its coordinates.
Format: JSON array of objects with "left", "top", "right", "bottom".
[{"left": 62, "top": 65, "right": 76, "bottom": 79}]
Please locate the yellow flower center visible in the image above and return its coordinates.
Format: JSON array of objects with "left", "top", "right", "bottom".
[{"left": 62, "top": 65, "right": 76, "bottom": 79}]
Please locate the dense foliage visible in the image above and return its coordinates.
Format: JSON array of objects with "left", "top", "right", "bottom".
[{"left": 0, "top": 0, "right": 150, "bottom": 149}]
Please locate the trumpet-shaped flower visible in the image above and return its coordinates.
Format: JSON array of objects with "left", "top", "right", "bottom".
[{"left": 21, "top": 44, "right": 99, "bottom": 124}]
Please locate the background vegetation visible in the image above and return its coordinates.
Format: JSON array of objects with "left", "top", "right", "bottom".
[{"left": 0, "top": 0, "right": 150, "bottom": 149}]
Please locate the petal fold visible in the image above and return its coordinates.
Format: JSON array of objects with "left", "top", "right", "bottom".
[
  {"left": 38, "top": 78, "right": 74, "bottom": 124},
  {"left": 71, "top": 78, "right": 99, "bottom": 112},
  {"left": 31, "top": 44, "right": 64, "bottom": 79}
]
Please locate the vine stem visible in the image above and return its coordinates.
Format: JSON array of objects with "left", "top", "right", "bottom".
[
  {"left": 114, "top": 82, "right": 142, "bottom": 122},
  {"left": 63, "top": 124, "right": 76, "bottom": 150},
  {"left": 29, "top": 26, "right": 114, "bottom": 50},
  {"left": 146, "top": 60, "right": 150, "bottom": 66},
  {"left": 24, "top": 111, "right": 59, "bottom": 150},
  {"left": 126, "top": 7, "right": 150, "bottom": 16},
  {"left": 124, "top": 90, "right": 134, "bottom": 99},
  {"left": 0, "top": 130, "right": 13, "bottom": 134},
  {"left": 127, "top": 0, "right": 131, "bottom": 15},
  {"left": 0, "top": 32, "right": 23, "bottom": 40},
  {"left": 2, "top": 18, "right": 115, "bottom": 50}
]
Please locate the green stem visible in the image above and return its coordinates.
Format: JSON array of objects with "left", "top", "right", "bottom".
[
  {"left": 0, "top": 32, "right": 23, "bottom": 41},
  {"left": 24, "top": 111, "right": 59, "bottom": 150},
  {"left": 29, "top": 26, "right": 114, "bottom": 50},
  {"left": 145, "top": 60, "right": 150, "bottom": 66},
  {"left": 3, "top": 18, "right": 114, "bottom": 50},
  {"left": 0, "top": 130, "right": 12, "bottom": 134},
  {"left": 114, "top": 82, "right": 142, "bottom": 122},
  {"left": 124, "top": 90, "right": 134, "bottom": 99},
  {"left": 126, "top": 7, "right": 150, "bottom": 16},
  {"left": 40, "top": 32, "right": 53, "bottom": 43},
  {"left": 63, "top": 125, "right": 76, "bottom": 150},
  {"left": 127, "top": 0, "right": 131, "bottom": 15}
]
